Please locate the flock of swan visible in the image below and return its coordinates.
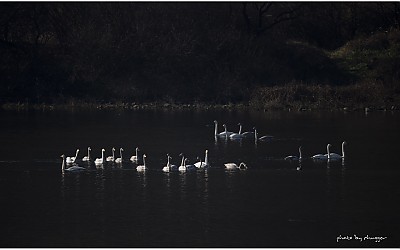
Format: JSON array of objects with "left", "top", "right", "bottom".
[{"left": 60, "top": 120, "right": 346, "bottom": 173}]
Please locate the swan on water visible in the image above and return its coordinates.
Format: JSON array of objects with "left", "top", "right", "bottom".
[
  {"left": 136, "top": 154, "right": 147, "bottom": 172},
  {"left": 163, "top": 154, "right": 178, "bottom": 172},
  {"left": 106, "top": 147, "right": 115, "bottom": 162},
  {"left": 229, "top": 123, "right": 244, "bottom": 140},
  {"left": 224, "top": 162, "right": 248, "bottom": 170},
  {"left": 241, "top": 125, "right": 255, "bottom": 138},
  {"left": 115, "top": 148, "right": 124, "bottom": 163},
  {"left": 95, "top": 149, "right": 106, "bottom": 165},
  {"left": 285, "top": 146, "right": 302, "bottom": 161},
  {"left": 66, "top": 149, "right": 79, "bottom": 164},
  {"left": 254, "top": 127, "right": 274, "bottom": 142},
  {"left": 194, "top": 149, "right": 209, "bottom": 168},
  {"left": 130, "top": 147, "right": 140, "bottom": 163},
  {"left": 312, "top": 144, "right": 329, "bottom": 161},
  {"left": 214, "top": 121, "right": 234, "bottom": 137},
  {"left": 82, "top": 147, "right": 91, "bottom": 162},
  {"left": 326, "top": 142, "right": 347, "bottom": 161},
  {"left": 61, "top": 154, "right": 86, "bottom": 172}
]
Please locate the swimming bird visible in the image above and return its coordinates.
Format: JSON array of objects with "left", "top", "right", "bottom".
[
  {"left": 66, "top": 149, "right": 79, "bottom": 164},
  {"left": 254, "top": 127, "right": 274, "bottom": 142},
  {"left": 95, "top": 149, "right": 106, "bottom": 165},
  {"left": 312, "top": 144, "right": 329, "bottom": 161},
  {"left": 136, "top": 154, "right": 147, "bottom": 172},
  {"left": 214, "top": 121, "right": 234, "bottom": 138},
  {"left": 229, "top": 123, "right": 244, "bottom": 140},
  {"left": 326, "top": 142, "right": 347, "bottom": 161},
  {"left": 194, "top": 149, "right": 209, "bottom": 168},
  {"left": 115, "top": 148, "right": 124, "bottom": 163},
  {"left": 130, "top": 147, "right": 140, "bottom": 163},
  {"left": 285, "top": 146, "right": 302, "bottom": 161},
  {"left": 241, "top": 125, "right": 255, "bottom": 138},
  {"left": 163, "top": 154, "right": 178, "bottom": 172},
  {"left": 61, "top": 154, "right": 86, "bottom": 172},
  {"left": 82, "top": 147, "right": 91, "bottom": 162},
  {"left": 224, "top": 162, "right": 248, "bottom": 170},
  {"left": 106, "top": 147, "right": 115, "bottom": 162}
]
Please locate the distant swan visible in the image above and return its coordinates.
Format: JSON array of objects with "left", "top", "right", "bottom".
[
  {"left": 194, "top": 149, "right": 209, "bottom": 168},
  {"left": 254, "top": 127, "right": 274, "bottom": 142},
  {"left": 312, "top": 144, "right": 329, "bottom": 161},
  {"left": 178, "top": 154, "right": 195, "bottom": 172},
  {"left": 285, "top": 146, "right": 302, "bottom": 161},
  {"left": 229, "top": 123, "right": 244, "bottom": 140},
  {"left": 61, "top": 154, "right": 86, "bottom": 172},
  {"left": 130, "top": 147, "right": 140, "bottom": 163},
  {"left": 106, "top": 147, "right": 115, "bottom": 162},
  {"left": 326, "top": 142, "right": 347, "bottom": 161},
  {"left": 241, "top": 125, "right": 255, "bottom": 138},
  {"left": 136, "top": 154, "right": 147, "bottom": 172},
  {"left": 82, "top": 147, "right": 91, "bottom": 162},
  {"left": 95, "top": 149, "right": 106, "bottom": 165},
  {"left": 66, "top": 149, "right": 79, "bottom": 164},
  {"left": 224, "top": 162, "right": 248, "bottom": 170},
  {"left": 115, "top": 148, "right": 124, "bottom": 163},
  {"left": 163, "top": 154, "right": 178, "bottom": 172},
  {"left": 214, "top": 121, "right": 234, "bottom": 137}
]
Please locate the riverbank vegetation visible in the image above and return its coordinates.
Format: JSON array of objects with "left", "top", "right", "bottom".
[{"left": 1, "top": 2, "right": 399, "bottom": 111}]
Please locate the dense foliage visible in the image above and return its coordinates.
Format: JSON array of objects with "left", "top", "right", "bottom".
[{"left": 0, "top": 2, "right": 399, "bottom": 105}]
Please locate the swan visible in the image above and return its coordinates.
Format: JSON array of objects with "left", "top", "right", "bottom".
[
  {"left": 130, "top": 147, "right": 140, "bottom": 163},
  {"left": 326, "top": 142, "right": 347, "bottom": 161},
  {"left": 61, "top": 154, "right": 86, "bottom": 172},
  {"left": 224, "top": 162, "right": 248, "bottom": 170},
  {"left": 106, "top": 147, "right": 115, "bottom": 162},
  {"left": 241, "top": 125, "right": 255, "bottom": 138},
  {"left": 82, "top": 147, "right": 91, "bottom": 162},
  {"left": 66, "top": 149, "right": 79, "bottom": 164},
  {"left": 312, "top": 144, "right": 329, "bottom": 161},
  {"left": 214, "top": 121, "right": 234, "bottom": 137},
  {"left": 229, "top": 123, "right": 244, "bottom": 140},
  {"left": 179, "top": 158, "right": 196, "bottom": 172},
  {"left": 254, "top": 127, "right": 274, "bottom": 142},
  {"left": 95, "top": 149, "right": 106, "bottom": 165},
  {"left": 194, "top": 149, "right": 209, "bottom": 168},
  {"left": 162, "top": 154, "right": 178, "bottom": 172},
  {"left": 115, "top": 148, "right": 124, "bottom": 163},
  {"left": 136, "top": 154, "right": 147, "bottom": 172},
  {"left": 285, "top": 146, "right": 302, "bottom": 161}
]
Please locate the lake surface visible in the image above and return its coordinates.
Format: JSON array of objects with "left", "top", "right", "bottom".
[{"left": 0, "top": 108, "right": 399, "bottom": 247}]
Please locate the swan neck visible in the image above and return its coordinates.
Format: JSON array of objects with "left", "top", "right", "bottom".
[
  {"left": 205, "top": 151, "right": 208, "bottom": 165},
  {"left": 214, "top": 122, "right": 218, "bottom": 136},
  {"left": 238, "top": 125, "right": 242, "bottom": 134},
  {"left": 327, "top": 144, "right": 331, "bottom": 159},
  {"left": 342, "top": 142, "right": 345, "bottom": 158}
]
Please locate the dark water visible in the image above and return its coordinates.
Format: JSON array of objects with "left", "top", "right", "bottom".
[{"left": 0, "top": 108, "right": 399, "bottom": 247}]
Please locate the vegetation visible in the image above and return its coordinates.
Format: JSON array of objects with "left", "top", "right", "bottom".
[{"left": 0, "top": 2, "right": 399, "bottom": 110}]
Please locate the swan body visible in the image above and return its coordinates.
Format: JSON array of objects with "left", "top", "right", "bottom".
[
  {"left": 312, "top": 144, "right": 329, "bottom": 161},
  {"left": 61, "top": 154, "right": 86, "bottom": 172},
  {"left": 254, "top": 128, "right": 274, "bottom": 142},
  {"left": 130, "top": 147, "right": 140, "bottom": 163},
  {"left": 162, "top": 154, "right": 178, "bottom": 172},
  {"left": 224, "top": 162, "right": 248, "bottom": 170},
  {"left": 214, "top": 121, "right": 234, "bottom": 137},
  {"left": 66, "top": 149, "right": 79, "bottom": 164},
  {"left": 136, "top": 154, "right": 147, "bottom": 172},
  {"left": 241, "top": 131, "right": 255, "bottom": 138},
  {"left": 115, "top": 148, "right": 124, "bottom": 163},
  {"left": 285, "top": 146, "right": 302, "bottom": 161},
  {"left": 95, "top": 149, "right": 106, "bottom": 165},
  {"left": 194, "top": 150, "right": 209, "bottom": 168},
  {"left": 106, "top": 147, "right": 115, "bottom": 162},
  {"left": 326, "top": 142, "right": 347, "bottom": 161},
  {"left": 178, "top": 155, "right": 195, "bottom": 172},
  {"left": 82, "top": 147, "right": 91, "bottom": 162}
]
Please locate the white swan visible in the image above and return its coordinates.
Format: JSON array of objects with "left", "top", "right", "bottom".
[
  {"left": 254, "top": 127, "right": 274, "bottom": 142},
  {"left": 285, "top": 146, "right": 302, "bottom": 161},
  {"left": 61, "top": 154, "right": 86, "bottom": 172},
  {"left": 162, "top": 154, "right": 178, "bottom": 172},
  {"left": 179, "top": 158, "right": 196, "bottom": 172},
  {"left": 66, "top": 149, "right": 79, "bottom": 164},
  {"left": 214, "top": 121, "right": 234, "bottom": 137},
  {"left": 95, "top": 149, "right": 106, "bottom": 165},
  {"left": 241, "top": 125, "right": 255, "bottom": 138},
  {"left": 312, "top": 144, "right": 329, "bottom": 161},
  {"left": 326, "top": 142, "right": 347, "bottom": 160},
  {"left": 115, "top": 148, "right": 124, "bottom": 163},
  {"left": 224, "top": 162, "right": 248, "bottom": 170},
  {"left": 229, "top": 123, "right": 244, "bottom": 140},
  {"left": 130, "top": 147, "right": 140, "bottom": 163},
  {"left": 136, "top": 154, "right": 147, "bottom": 172},
  {"left": 106, "top": 147, "right": 115, "bottom": 162},
  {"left": 82, "top": 147, "right": 91, "bottom": 162},
  {"left": 194, "top": 149, "right": 209, "bottom": 168}
]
